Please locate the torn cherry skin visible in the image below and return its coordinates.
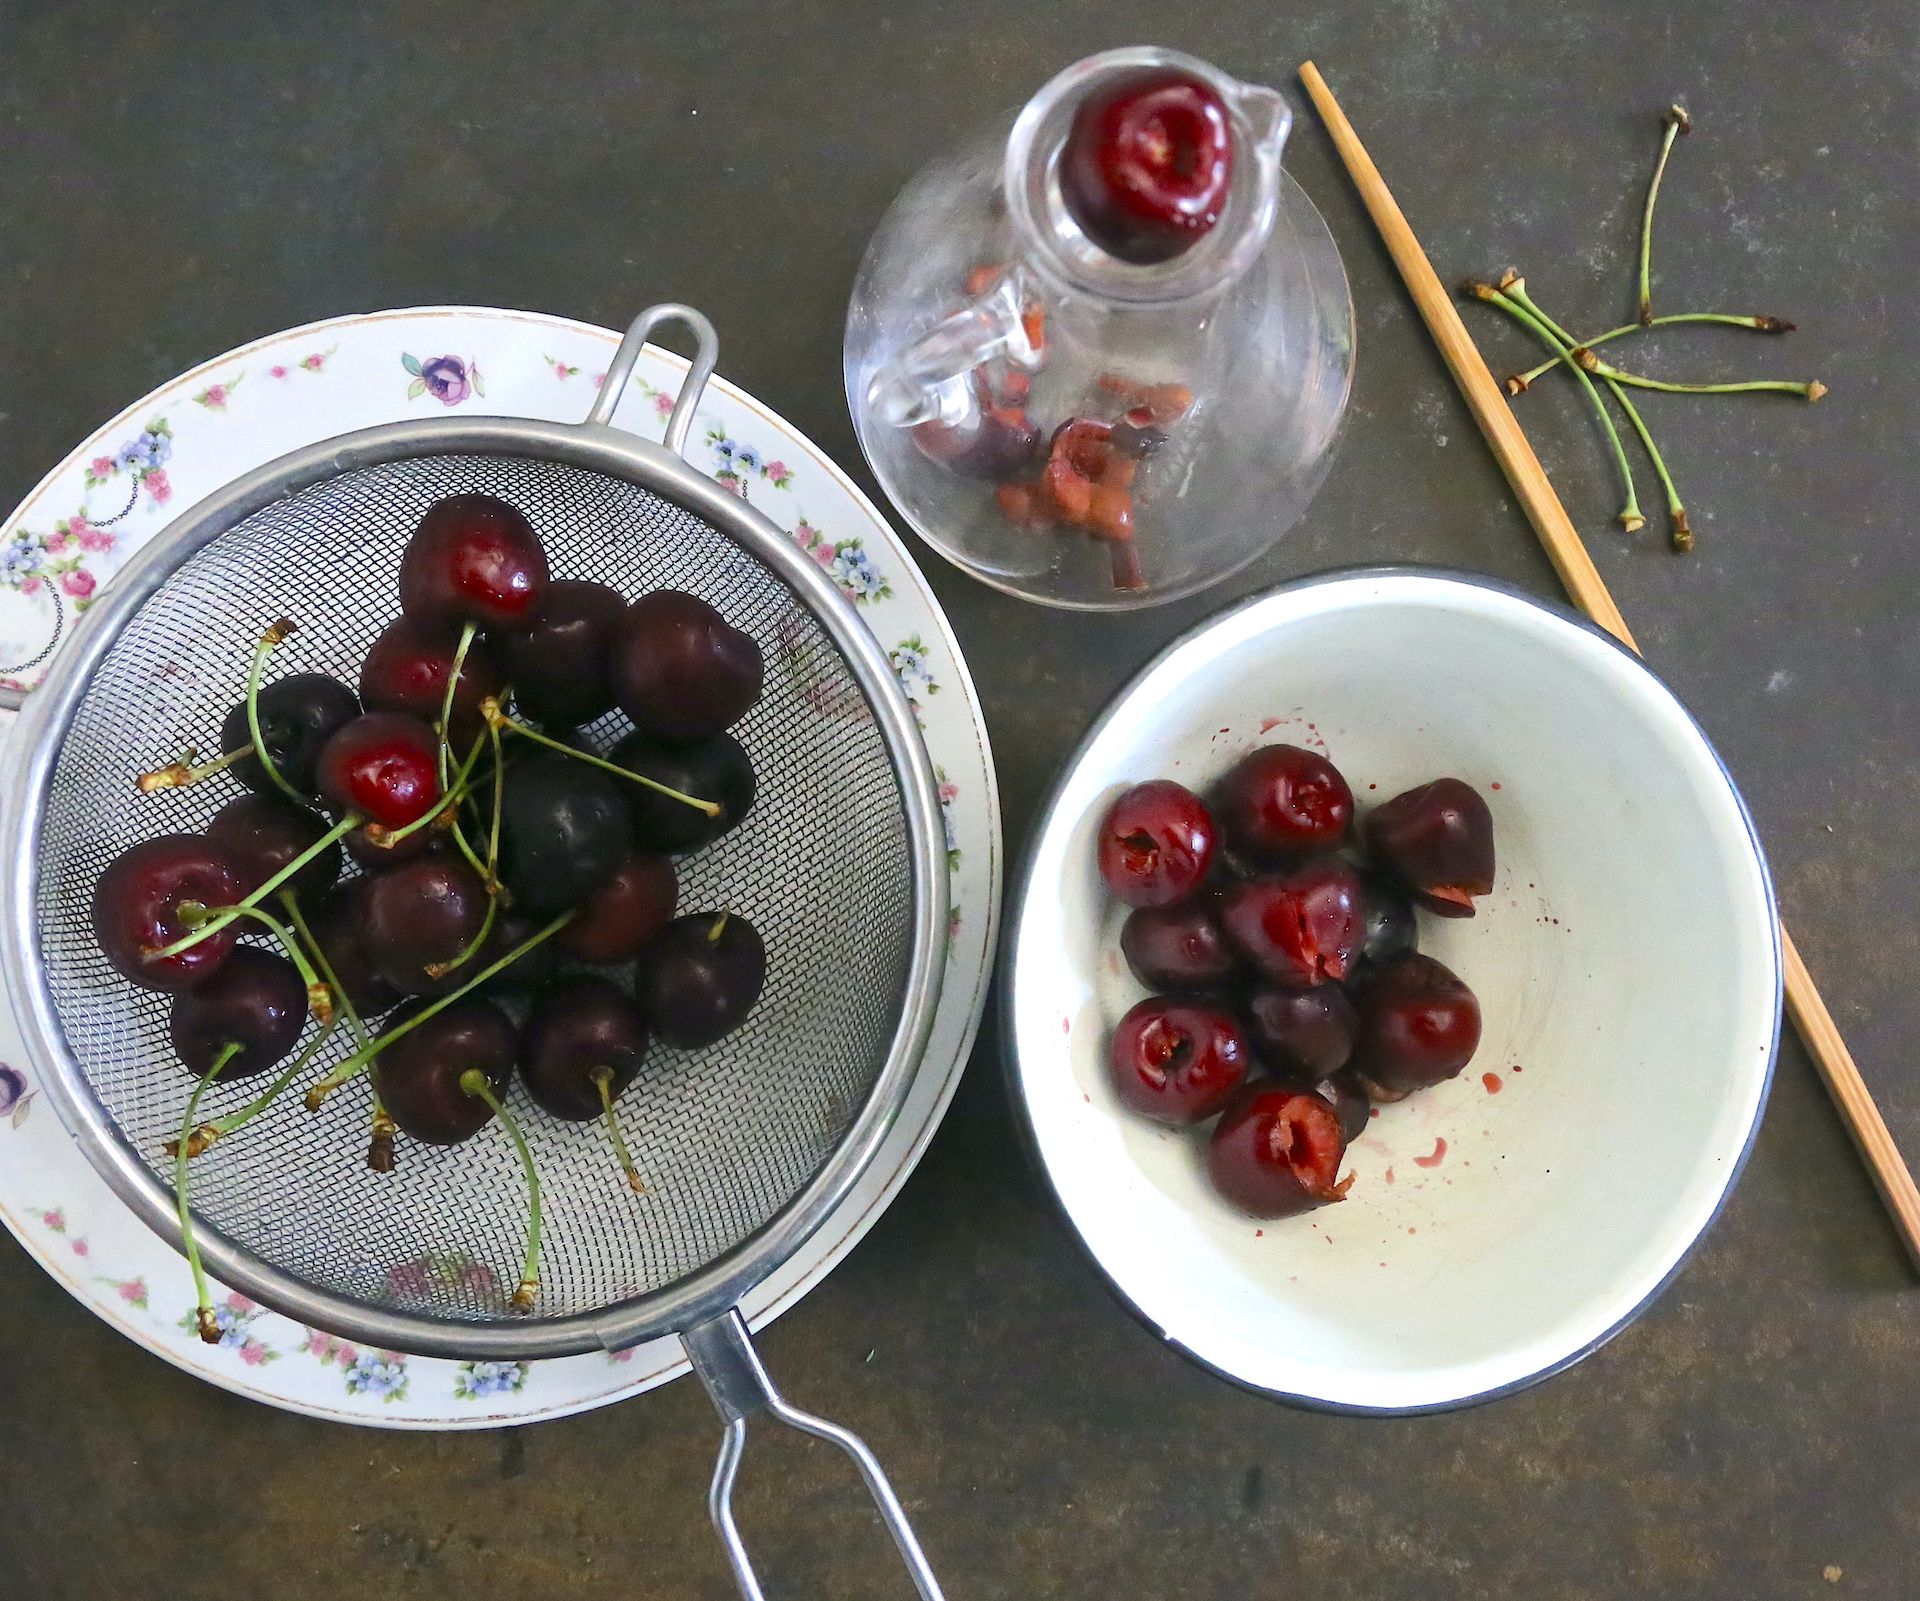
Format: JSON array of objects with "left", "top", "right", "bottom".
[
  {"left": 1097, "top": 780, "right": 1216, "bottom": 909},
  {"left": 1364, "top": 777, "right": 1495, "bottom": 917},
  {"left": 1108, "top": 996, "right": 1249, "bottom": 1125},
  {"left": 1207, "top": 1086, "right": 1352, "bottom": 1217},
  {"left": 1218, "top": 856, "right": 1364, "bottom": 987},
  {"left": 1213, "top": 744, "right": 1354, "bottom": 864}
]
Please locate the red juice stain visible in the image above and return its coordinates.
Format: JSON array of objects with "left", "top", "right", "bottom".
[
  {"left": 1414, "top": 1137, "right": 1448, "bottom": 1169},
  {"left": 1368, "top": 1106, "right": 1380, "bottom": 1120},
  {"left": 1489, "top": 781, "right": 1502, "bottom": 791},
  {"left": 1384, "top": 1166, "right": 1396, "bottom": 1184},
  {"left": 1367, "top": 782, "right": 1377, "bottom": 790},
  {"left": 1061, "top": 1016, "right": 1070, "bottom": 1035},
  {"left": 1511, "top": 1064, "right": 1523, "bottom": 1074},
  {"left": 1218, "top": 726, "right": 1230, "bottom": 735},
  {"left": 1254, "top": 1229, "right": 1264, "bottom": 1238},
  {"left": 1082, "top": 1092, "right": 1091, "bottom": 1104},
  {"left": 1481, "top": 1072, "right": 1503, "bottom": 1095},
  {"left": 1259, "top": 716, "right": 1282, "bottom": 734},
  {"left": 1406, "top": 1226, "right": 1417, "bottom": 1235}
]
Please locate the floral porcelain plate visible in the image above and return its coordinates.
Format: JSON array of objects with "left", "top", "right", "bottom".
[{"left": 0, "top": 306, "right": 1000, "bottom": 1427}]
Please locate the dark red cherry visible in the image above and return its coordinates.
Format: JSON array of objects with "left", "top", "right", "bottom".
[
  {"left": 1315, "top": 1071, "right": 1372, "bottom": 1145},
  {"left": 315, "top": 713, "right": 441, "bottom": 831},
  {"left": 555, "top": 854, "right": 678, "bottom": 965},
  {"left": 92, "top": 834, "right": 242, "bottom": 992},
  {"left": 1119, "top": 901, "right": 1238, "bottom": 991},
  {"left": 1364, "top": 778, "right": 1496, "bottom": 917},
  {"left": 1219, "top": 857, "right": 1364, "bottom": 987},
  {"left": 1242, "top": 984, "right": 1357, "bottom": 1084},
  {"left": 1060, "top": 68, "right": 1234, "bottom": 265},
  {"left": 611, "top": 732, "right": 755, "bottom": 854},
  {"left": 496, "top": 753, "right": 634, "bottom": 915},
  {"left": 1357, "top": 868, "right": 1418, "bottom": 967},
  {"left": 358, "top": 616, "right": 503, "bottom": 751},
  {"left": 1207, "top": 1086, "right": 1352, "bottom": 1217},
  {"left": 609, "top": 591, "right": 764, "bottom": 742},
  {"left": 207, "top": 794, "right": 341, "bottom": 901},
  {"left": 357, "top": 857, "right": 490, "bottom": 995},
  {"left": 472, "top": 908, "right": 564, "bottom": 995},
  {"left": 306, "top": 883, "right": 403, "bottom": 1018},
  {"left": 1213, "top": 744, "right": 1353, "bottom": 864},
  {"left": 911, "top": 402, "right": 1040, "bottom": 480},
  {"left": 369, "top": 996, "right": 516, "bottom": 1145},
  {"left": 1107, "top": 996, "right": 1248, "bottom": 1125},
  {"left": 1349, "top": 953, "right": 1482, "bottom": 1095},
  {"left": 1096, "top": 780, "right": 1215, "bottom": 908},
  {"left": 520, "top": 975, "right": 650, "bottom": 1120},
  {"left": 169, "top": 946, "right": 308, "bottom": 1078},
  {"left": 398, "top": 493, "right": 549, "bottom": 640},
  {"left": 637, "top": 912, "right": 766, "bottom": 1049},
  {"left": 343, "top": 818, "right": 443, "bottom": 869},
  {"left": 218, "top": 672, "right": 360, "bottom": 798},
  {"left": 494, "top": 579, "right": 625, "bottom": 728}
]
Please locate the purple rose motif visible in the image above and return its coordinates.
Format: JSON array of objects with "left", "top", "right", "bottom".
[
  {"left": 0, "top": 1065, "right": 26, "bottom": 1116},
  {"left": 421, "top": 355, "right": 471, "bottom": 406}
]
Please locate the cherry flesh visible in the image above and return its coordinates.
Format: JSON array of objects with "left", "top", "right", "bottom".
[
  {"left": 1219, "top": 857, "right": 1364, "bottom": 987},
  {"left": 1107, "top": 996, "right": 1248, "bottom": 1125},
  {"left": 169, "top": 946, "right": 308, "bottom": 1078},
  {"left": 315, "top": 713, "right": 441, "bottom": 832},
  {"left": 1119, "top": 901, "right": 1238, "bottom": 991},
  {"left": 555, "top": 853, "right": 678, "bottom": 964},
  {"left": 358, "top": 856, "right": 490, "bottom": 995},
  {"left": 1060, "top": 69, "right": 1234, "bottom": 265},
  {"left": 358, "top": 616, "right": 503, "bottom": 750},
  {"left": 494, "top": 579, "right": 625, "bottom": 728},
  {"left": 1207, "top": 1086, "right": 1352, "bottom": 1218},
  {"left": 207, "top": 794, "right": 341, "bottom": 901},
  {"left": 399, "top": 493, "right": 549, "bottom": 640},
  {"left": 1097, "top": 779, "right": 1215, "bottom": 909},
  {"left": 218, "top": 672, "right": 360, "bottom": 798},
  {"left": 1349, "top": 953, "right": 1483, "bottom": 1095},
  {"left": 609, "top": 591, "right": 763, "bottom": 743},
  {"left": 1365, "top": 778, "right": 1496, "bottom": 918},
  {"left": 496, "top": 752, "right": 634, "bottom": 915},
  {"left": 307, "top": 883, "right": 403, "bottom": 1018},
  {"left": 369, "top": 996, "right": 516, "bottom": 1145},
  {"left": 92, "top": 834, "right": 242, "bottom": 991},
  {"left": 637, "top": 912, "right": 766, "bottom": 1049},
  {"left": 611, "top": 732, "right": 755, "bottom": 854},
  {"left": 520, "top": 975, "right": 650, "bottom": 1120},
  {"left": 1315, "top": 1071, "right": 1372, "bottom": 1145},
  {"left": 1213, "top": 744, "right": 1353, "bottom": 864},
  {"left": 1242, "top": 983, "right": 1357, "bottom": 1085},
  {"left": 1357, "top": 868, "right": 1418, "bottom": 967}
]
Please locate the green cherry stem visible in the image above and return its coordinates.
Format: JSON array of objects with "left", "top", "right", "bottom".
[
  {"left": 459, "top": 1069, "right": 543, "bottom": 1312},
  {"left": 1639, "top": 105, "right": 1690, "bottom": 324},
  {"left": 436, "top": 621, "right": 479, "bottom": 793},
  {"left": 1573, "top": 348, "right": 1827, "bottom": 401},
  {"left": 140, "top": 813, "right": 359, "bottom": 964},
  {"left": 149, "top": 902, "right": 334, "bottom": 1023},
  {"left": 366, "top": 1098, "right": 399, "bottom": 1174},
  {"left": 246, "top": 619, "right": 308, "bottom": 805},
  {"left": 1509, "top": 312, "right": 1795, "bottom": 391},
  {"left": 176, "top": 1042, "right": 242, "bottom": 1343},
  {"left": 483, "top": 699, "right": 720, "bottom": 817},
  {"left": 135, "top": 744, "right": 251, "bottom": 795},
  {"left": 281, "top": 892, "right": 369, "bottom": 1050},
  {"left": 594, "top": 1067, "right": 645, "bottom": 1194},
  {"left": 167, "top": 1018, "right": 340, "bottom": 1159},
  {"left": 423, "top": 894, "right": 498, "bottom": 981}
]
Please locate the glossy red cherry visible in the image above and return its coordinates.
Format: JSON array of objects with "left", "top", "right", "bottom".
[
  {"left": 357, "top": 856, "right": 490, "bottom": 995},
  {"left": 315, "top": 713, "right": 441, "bottom": 832},
  {"left": 1107, "top": 996, "right": 1248, "bottom": 1125},
  {"left": 555, "top": 854, "right": 678, "bottom": 965},
  {"left": 1119, "top": 901, "right": 1238, "bottom": 991},
  {"left": 1242, "top": 984, "right": 1356, "bottom": 1085},
  {"left": 1218, "top": 857, "right": 1364, "bottom": 987},
  {"left": 520, "top": 975, "right": 650, "bottom": 1120},
  {"left": 1364, "top": 778, "right": 1496, "bottom": 917},
  {"left": 609, "top": 591, "right": 764, "bottom": 742},
  {"left": 91, "top": 834, "right": 242, "bottom": 992},
  {"left": 1096, "top": 780, "right": 1215, "bottom": 909},
  {"left": 637, "top": 912, "right": 766, "bottom": 1049},
  {"left": 217, "top": 672, "right": 360, "bottom": 798},
  {"left": 358, "top": 616, "right": 504, "bottom": 750},
  {"left": 1207, "top": 1086, "right": 1352, "bottom": 1217},
  {"left": 369, "top": 997, "right": 516, "bottom": 1145},
  {"left": 1213, "top": 744, "right": 1353, "bottom": 864},
  {"left": 306, "top": 883, "right": 403, "bottom": 1018},
  {"left": 398, "top": 493, "right": 549, "bottom": 639},
  {"left": 206, "top": 794, "right": 341, "bottom": 901},
  {"left": 169, "top": 946, "right": 308, "bottom": 1078},
  {"left": 1357, "top": 868, "right": 1418, "bottom": 967},
  {"left": 1060, "top": 69, "right": 1234, "bottom": 265},
  {"left": 1349, "top": 953, "right": 1482, "bottom": 1095},
  {"left": 611, "top": 732, "right": 756, "bottom": 854},
  {"left": 494, "top": 579, "right": 626, "bottom": 729}
]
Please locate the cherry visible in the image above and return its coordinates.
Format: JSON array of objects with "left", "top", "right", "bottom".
[
  {"left": 358, "top": 616, "right": 503, "bottom": 750},
  {"left": 369, "top": 996, "right": 516, "bottom": 1144},
  {"left": 1219, "top": 857, "right": 1364, "bottom": 987},
  {"left": 1315, "top": 1071, "right": 1372, "bottom": 1145},
  {"left": 92, "top": 834, "right": 242, "bottom": 991},
  {"left": 520, "top": 975, "right": 650, "bottom": 1119},
  {"left": 306, "top": 883, "right": 403, "bottom": 1018},
  {"left": 315, "top": 713, "right": 441, "bottom": 832},
  {"left": 1365, "top": 778, "right": 1496, "bottom": 918},
  {"left": 473, "top": 908, "right": 564, "bottom": 995},
  {"left": 207, "top": 794, "right": 341, "bottom": 901},
  {"left": 494, "top": 579, "right": 625, "bottom": 729},
  {"left": 1357, "top": 868, "right": 1418, "bottom": 967},
  {"left": 1107, "top": 996, "right": 1248, "bottom": 1125},
  {"left": 609, "top": 591, "right": 764, "bottom": 742},
  {"left": 637, "top": 912, "right": 766, "bottom": 1048},
  {"left": 217, "top": 672, "right": 360, "bottom": 797},
  {"left": 343, "top": 818, "right": 442, "bottom": 869},
  {"left": 169, "top": 946, "right": 308, "bottom": 1078},
  {"left": 911, "top": 397, "right": 1039, "bottom": 481},
  {"left": 1213, "top": 744, "right": 1353, "bottom": 864},
  {"left": 1206, "top": 1086, "right": 1352, "bottom": 1217},
  {"left": 496, "top": 752, "right": 634, "bottom": 915},
  {"left": 1119, "top": 901, "right": 1238, "bottom": 991},
  {"left": 399, "top": 493, "right": 549, "bottom": 639},
  {"left": 1096, "top": 779, "right": 1215, "bottom": 909},
  {"left": 357, "top": 856, "right": 490, "bottom": 995},
  {"left": 1060, "top": 68, "right": 1234, "bottom": 265},
  {"left": 1349, "top": 953, "right": 1482, "bottom": 1095},
  {"left": 555, "top": 853, "right": 678, "bottom": 964},
  {"left": 611, "top": 731, "right": 755, "bottom": 854},
  {"left": 1242, "top": 984, "right": 1356, "bottom": 1085}
]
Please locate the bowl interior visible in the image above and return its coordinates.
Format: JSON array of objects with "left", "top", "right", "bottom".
[{"left": 1008, "top": 572, "right": 1779, "bottom": 1411}]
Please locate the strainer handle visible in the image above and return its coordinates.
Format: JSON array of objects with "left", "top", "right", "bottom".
[
  {"left": 683, "top": 1309, "right": 946, "bottom": 1601},
  {"left": 585, "top": 303, "right": 720, "bottom": 459}
]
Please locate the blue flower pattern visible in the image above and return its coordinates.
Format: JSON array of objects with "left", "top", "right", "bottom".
[{"left": 345, "top": 1352, "right": 409, "bottom": 1400}]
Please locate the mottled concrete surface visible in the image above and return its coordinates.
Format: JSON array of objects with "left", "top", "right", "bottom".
[{"left": 3, "top": 1, "right": 1919, "bottom": 1597}]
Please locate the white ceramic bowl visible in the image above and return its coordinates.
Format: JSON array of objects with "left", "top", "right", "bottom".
[{"left": 1005, "top": 570, "right": 1781, "bottom": 1412}]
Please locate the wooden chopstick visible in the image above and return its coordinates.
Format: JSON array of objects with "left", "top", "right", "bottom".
[{"left": 1298, "top": 59, "right": 1920, "bottom": 1271}]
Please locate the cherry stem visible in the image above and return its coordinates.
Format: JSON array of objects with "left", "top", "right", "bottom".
[
  {"left": 246, "top": 618, "right": 308, "bottom": 805},
  {"left": 1572, "top": 347, "right": 1826, "bottom": 400},
  {"left": 1639, "top": 105, "right": 1690, "bottom": 324},
  {"left": 423, "top": 894, "right": 498, "bottom": 980},
  {"left": 167, "top": 1017, "right": 340, "bottom": 1159},
  {"left": 280, "top": 892, "right": 370, "bottom": 1051},
  {"left": 484, "top": 700, "right": 721, "bottom": 818},
  {"left": 151, "top": 903, "right": 333, "bottom": 1023},
  {"left": 593, "top": 1067, "right": 644, "bottom": 1193},
  {"left": 366, "top": 1098, "right": 398, "bottom": 1174},
  {"left": 359, "top": 736, "right": 484, "bottom": 850},
  {"left": 142, "top": 814, "right": 358, "bottom": 965},
  {"left": 459, "top": 1069, "right": 542, "bottom": 1312},
  {"left": 706, "top": 911, "right": 729, "bottom": 943},
  {"left": 485, "top": 710, "right": 506, "bottom": 885},
  {"left": 304, "top": 911, "right": 574, "bottom": 1109},
  {"left": 437, "top": 621, "right": 478, "bottom": 794},
  {"left": 135, "top": 743, "right": 249, "bottom": 795},
  {"left": 176, "top": 1041, "right": 241, "bottom": 1343},
  {"left": 1510, "top": 312, "right": 1794, "bottom": 391}
]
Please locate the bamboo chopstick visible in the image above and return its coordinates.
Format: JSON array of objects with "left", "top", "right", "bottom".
[{"left": 1297, "top": 59, "right": 1920, "bottom": 1270}]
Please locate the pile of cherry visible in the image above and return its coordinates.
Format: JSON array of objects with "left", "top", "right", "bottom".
[
  {"left": 89, "top": 491, "right": 768, "bottom": 1339},
  {"left": 1096, "top": 745, "right": 1495, "bottom": 1220}
]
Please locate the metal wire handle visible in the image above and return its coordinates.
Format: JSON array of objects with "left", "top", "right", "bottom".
[
  {"left": 588, "top": 302, "right": 719, "bottom": 455},
  {"left": 684, "top": 1310, "right": 946, "bottom": 1601}
]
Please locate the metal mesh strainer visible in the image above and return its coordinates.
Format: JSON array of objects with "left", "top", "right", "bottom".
[{"left": 0, "top": 308, "right": 949, "bottom": 1600}]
